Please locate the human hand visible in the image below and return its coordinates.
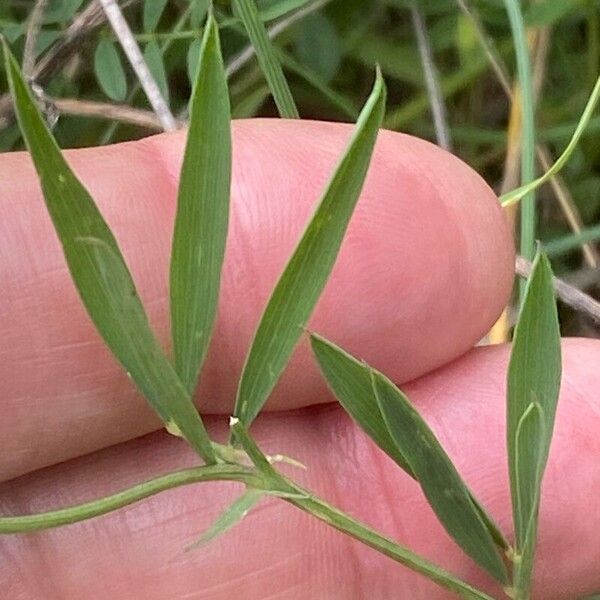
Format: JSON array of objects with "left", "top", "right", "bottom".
[{"left": 0, "top": 120, "right": 598, "bottom": 599}]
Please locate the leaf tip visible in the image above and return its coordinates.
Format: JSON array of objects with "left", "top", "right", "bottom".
[{"left": 372, "top": 64, "right": 386, "bottom": 103}]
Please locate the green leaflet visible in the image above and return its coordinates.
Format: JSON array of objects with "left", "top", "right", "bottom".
[
  {"left": 143, "top": 40, "right": 170, "bottom": 104},
  {"left": 310, "top": 333, "right": 508, "bottom": 583},
  {"left": 3, "top": 41, "right": 215, "bottom": 465},
  {"left": 294, "top": 13, "right": 342, "bottom": 83},
  {"left": 232, "top": 0, "right": 300, "bottom": 118},
  {"left": 233, "top": 70, "right": 386, "bottom": 428},
  {"left": 507, "top": 252, "right": 561, "bottom": 594},
  {"left": 308, "top": 333, "right": 508, "bottom": 552},
  {"left": 512, "top": 402, "right": 545, "bottom": 595},
  {"left": 309, "top": 333, "right": 414, "bottom": 476},
  {"left": 170, "top": 13, "right": 231, "bottom": 395},
  {"left": 94, "top": 39, "right": 127, "bottom": 102},
  {"left": 143, "top": 0, "right": 169, "bottom": 32},
  {"left": 372, "top": 372, "right": 508, "bottom": 584},
  {"left": 187, "top": 488, "right": 264, "bottom": 549}
]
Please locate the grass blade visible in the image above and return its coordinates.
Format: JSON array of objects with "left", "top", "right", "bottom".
[
  {"left": 186, "top": 488, "right": 263, "bottom": 549},
  {"left": 170, "top": 13, "right": 231, "bottom": 395},
  {"left": 507, "top": 251, "right": 561, "bottom": 595},
  {"left": 309, "top": 333, "right": 509, "bottom": 552},
  {"left": 372, "top": 372, "right": 508, "bottom": 584},
  {"left": 233, "top": 71, "right": 386, "bottom": 428},
  {"left": 501, "top": 74, "right": 600, "bottom": 207},
  {"left": 3, "top": 41, "right": 216, "bottom": 464},
  {"left": 232, "top": 0, "right": 300, "bottom": 118}
]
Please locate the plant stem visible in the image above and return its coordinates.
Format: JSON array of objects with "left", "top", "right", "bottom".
[
  {"left": 0, "top": 465, "right": 262, "bottom": 533},
  {"left": 409, "top": 0, "right": 452, "bottom": 151},
  {"left": 0, "top": 457, "right": 494, "bottom": 599},
  {"left": 503, "top": 0, "right": 536, "bottom": 303},
  {"left": 99, "top": 1, "right": 194, "bottom": 143},
  {"left": 287, "top": 490, "right": 496, "bottom": 600},
  {"left": 231, "top": 422, "right": 497, "bottom": 600},
  {"left": 587, "top": 0, "right": 599, "bottom": 88},
  {"left": 98, "top": 0, "right": 177, "bottom": 130}
]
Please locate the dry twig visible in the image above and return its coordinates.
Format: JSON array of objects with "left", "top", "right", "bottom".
[
  {"left": 97, "top": 0, "right": 176, "bottom": 131},
  {"left": 409, "top": 1, "right": 452, "bottom": 151},
  {"left": 0, "top": 0, "right": 141, "bottom": 129},
  {"left": 516, "top": 256, "right": 600, "bottom": 323},
  {"left": 50, "top": 97, "right": 178, "bottom": 130},
  {"left": 22, "top": 0, "right": 50, "bottom": 77}
]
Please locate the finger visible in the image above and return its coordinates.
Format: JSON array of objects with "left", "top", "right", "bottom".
[
  {"left": 1, "top": 339, "right": 598, "bottom": 599},
  {"left": 0, "top": 120, "right": 514, "bottom": 481}
]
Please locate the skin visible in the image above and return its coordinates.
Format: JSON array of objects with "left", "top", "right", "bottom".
[{"left": 0, "top": 120, "right": 598, "bottom": 599}]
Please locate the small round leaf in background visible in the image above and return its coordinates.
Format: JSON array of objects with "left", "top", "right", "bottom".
[
  {"left": 294, "top": 13, "right": 341, "bottom": 84},
  {"left": 94, "top": 39, "right": 128, "bottom": 102},
  {"left": 143, "top": 41, "right": 170, "bottom": 104},
  {"left": 143, "top": 0, "right": 169, "bottom": 33}
]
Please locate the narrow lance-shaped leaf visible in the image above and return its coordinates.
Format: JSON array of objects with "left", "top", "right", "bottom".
[
  {"left": 311, "top": 334, "right": 508, "bottom": 583},
  {"left": 507, "top": 251, "right": 561, "bottom": 592},
  {"left": 186, "top": 488, "right": 264, "bottom": 550},
  {"left": 232, "top": 0, "right": 300, "bottom": 119},
  {"left": 310, "top": 333, "right": 414, "bottom": 475},
  {"left": 3, "top": 41, "right": 215, "bottom": 464},
  {"left": 309, "top": 333, "right": 509, "bottom": 552},
  {"left": 372, "top": 371, "right": 508, "bottom": 584},
  {"left": 234, "top": 71, "right": 386, "bottom": 428},
  {"left": 170, "top": 13, "right": 232, "bottom": 395}
]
